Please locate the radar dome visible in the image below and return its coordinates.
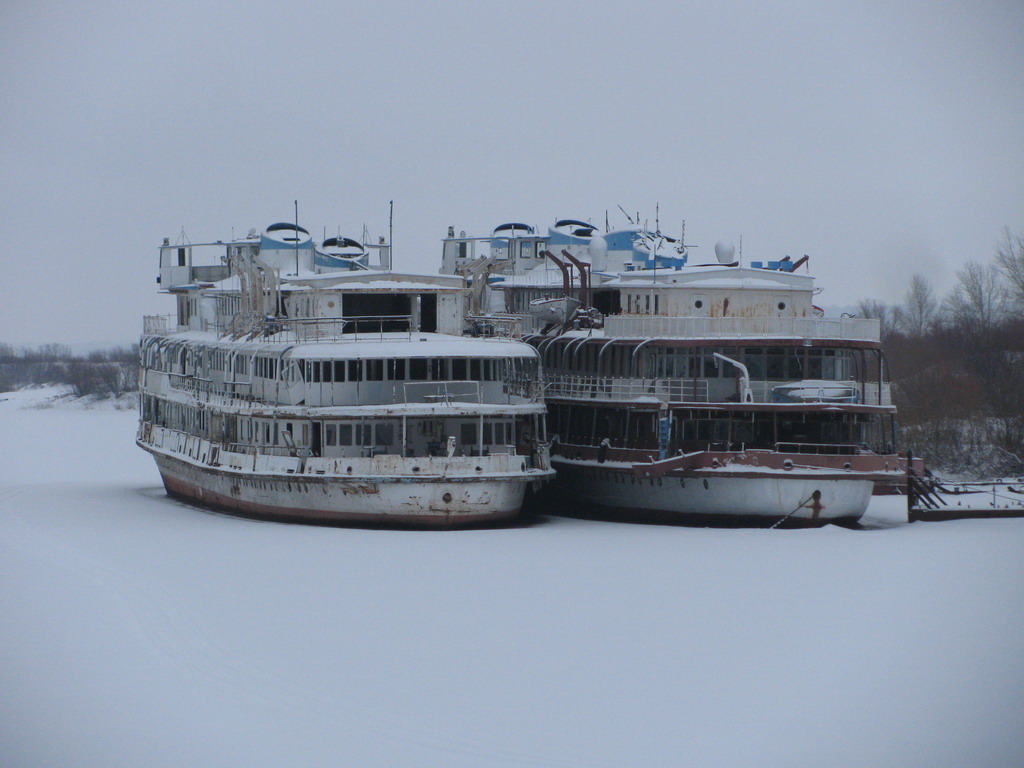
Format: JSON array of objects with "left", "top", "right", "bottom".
[{"left": 714, "top": 240, "right": 736, "bottom": 264}]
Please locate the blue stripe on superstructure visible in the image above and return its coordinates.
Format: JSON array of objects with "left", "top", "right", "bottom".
[
  {"left": 260, "top": 235, "right": 313, "bottom": 250},
  {"left": 546, "top": 229, "right": 590, "bottom": 247},
  {"left": 314, "top": 252, "right": 366, "bottom": 269}
]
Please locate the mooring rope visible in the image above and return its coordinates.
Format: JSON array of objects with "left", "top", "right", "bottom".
[{"left": 769, "top": 492, "right": 817, "bottom": 529}]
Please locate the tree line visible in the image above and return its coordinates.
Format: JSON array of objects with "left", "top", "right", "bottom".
[
  {"left": 858, "top": 228, "right": 1024, "bottom": 476},
  {"left": 0, "top": 344, "right": 138, "bottom": 398}
]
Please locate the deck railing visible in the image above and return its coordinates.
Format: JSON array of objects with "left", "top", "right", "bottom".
[
  {"left": 262, "top": 315, "right": 414, "bottom": 342},
  {"left": 402, "top": 380, "right": 482, "bottom": 404},
  {"left": 464, "top": 314, "right": 523, "bottom": 338},
  {"left": 144, "top": 314, "right": 417, "bottom": 342},
  {"left": 603, "top": 315, "right": 881, "bottom": 342},
  {"left": 143, "top": 314, "right": 177, "bottom": 334},
  {"left": 544, "top": 373, "right": 891, "bottom": 406},
  {"left": 167, "top": 373, "right": 253, "bottom": 400},
  {"left": 544, "top": 374, "right": 709, "bottom": 402}
]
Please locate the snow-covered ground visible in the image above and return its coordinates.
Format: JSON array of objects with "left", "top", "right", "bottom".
[{"left": 2, "top": 387, "right": 1023, "bottom": 768}]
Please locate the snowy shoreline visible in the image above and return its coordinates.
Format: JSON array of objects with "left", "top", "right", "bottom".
[{"left": 2, "top": 386, "right": 1023, "bottom": 767}]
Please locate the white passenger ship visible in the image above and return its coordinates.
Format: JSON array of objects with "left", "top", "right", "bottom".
[
  {"left": 138, "top": 223, "right": 553, "bottom": 527},
  {"left": 443, "top": 218, "right": 903, "bottom": 526}
]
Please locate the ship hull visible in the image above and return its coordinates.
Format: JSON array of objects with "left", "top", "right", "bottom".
[
  {"left": 145, "top": 445, "right": 541, "bottom": 529},
  {"left": 548, "top": 458, "right": 875, "bottom": 526}
]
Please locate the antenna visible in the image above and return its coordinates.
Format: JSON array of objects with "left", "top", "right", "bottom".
[
  {"left": 293, "top": 200, "right": 299, "bottom": 276},
  {"left": 388, "top": 200, "right": 394, "bottom": 270},
  {"left": 617, "top": 205, "right": 635, "bottom": 225},
  {"left": 605, "top": 210, "right": 609, "bottom": 232},
  {"left": 655, "top": 203, "right": 660, "bottom": 234}
]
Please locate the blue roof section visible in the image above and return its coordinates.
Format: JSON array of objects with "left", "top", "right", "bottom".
[
  {"left": 266, "top": 222, "right": 310, "bottom": 234},
  {"left": 603, "top": 228, "right": 687, "bottom": 269},
  {"left": 493, "top": 223, "right": 534, "bottom": 235},
  {"left": 260, "top": 234, "right": 313, "bottom": 250},
  {"left": 602, "top": 229, "right": 639, "bottom": 252},
  {"left": 314, "top": 251, "right": 367, "bottom": 270}
]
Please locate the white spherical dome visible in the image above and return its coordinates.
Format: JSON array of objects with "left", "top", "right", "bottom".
[{"left": 714, "top": 240, "right": 736, "bottom": 264}]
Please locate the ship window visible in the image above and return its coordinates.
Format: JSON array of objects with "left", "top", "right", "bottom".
[
  {"left": 821, "top": 349, "right": 839, "bottom": 380},
  {"left": 430, "top": 359, "right": 443, "bottom": 380},
  {"left": 366, "top": 360, "right": 384, "bottom": 381},
  {"left": 806, "top": 349, "right": 823, "bottom": 379},
  {"left": 461, "top": 423, "right": 476, "bottom": 444},
  {"left": 338, "top": 424, "right": 352, "bottom": 444},
  {"left": 452, "top": 358, "right": 467, "bottom": 379},
  {"left": 787, "top": 350, "right": 803, "bottom": 379},
  {"left": 334, "top": 361, "right": 345, "bottom": 381},
  {"left": 703, "top": 351, "right": 722, "bottom": 378},
  {"left": 387, "top": 358, "right": 406, "bottom": 380},
  {"left": 470, "top": 359, "right": 482, "bottom": 380},
  {"left": 410, "top": 359, "right": 427, "bottom": 380},
  {"left": 375, "top": 423, "right": 394, "bottom": 444},
  {"left": 322, "top": 361, "right": 333, "bottom": 382},
  {"left": 743, "top": 348, "right": 765, "bottom": 379},
  {"left": 348, "top": 360, "right": 362, "bottom": 381},
  {"left": 357, "top": 424, "right": 373, "bottom": 445},
  {"left": 325, "top": 423, "right": 337, "bottom": 445}
]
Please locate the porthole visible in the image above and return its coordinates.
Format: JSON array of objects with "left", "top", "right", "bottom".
[
  {"left": 777, "top": 302, "right": 786, "bottom": 310},
  {"left": 694, "top": 300, "right": 703, "bottom": 309}
]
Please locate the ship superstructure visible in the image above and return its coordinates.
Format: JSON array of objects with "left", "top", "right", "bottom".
[
  {"left": 138, "top": 223, "right": 553, "bottom": 527},
  {"left": 443, "top": 218, "right": 902, "bottom": 526}
]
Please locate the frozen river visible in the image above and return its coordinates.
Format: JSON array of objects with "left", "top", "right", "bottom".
[{"left": 2, "top": 389, "right": 1023, "bottom": 767}]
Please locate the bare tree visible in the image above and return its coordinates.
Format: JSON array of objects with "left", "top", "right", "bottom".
[
  {"left": 900, "top": 273, "right": 936, "bottom": 337},
  {"left": 994, "top": 227, "right": 1024, "bottom": 309},
  {"left": 857, "top": 299, "right": 903, "bottom": 342},
  {"left": 942, "top": 260, "right": 1006, "bottom": 337}
]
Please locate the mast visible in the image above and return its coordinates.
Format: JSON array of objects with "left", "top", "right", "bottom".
[{"left": 293, "top": 200, "right": 299, "bottom": 276}]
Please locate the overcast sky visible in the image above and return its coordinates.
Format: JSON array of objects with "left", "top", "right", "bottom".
[{"left": 3, "top": 0, "right": 1022, "bottom": 346}]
